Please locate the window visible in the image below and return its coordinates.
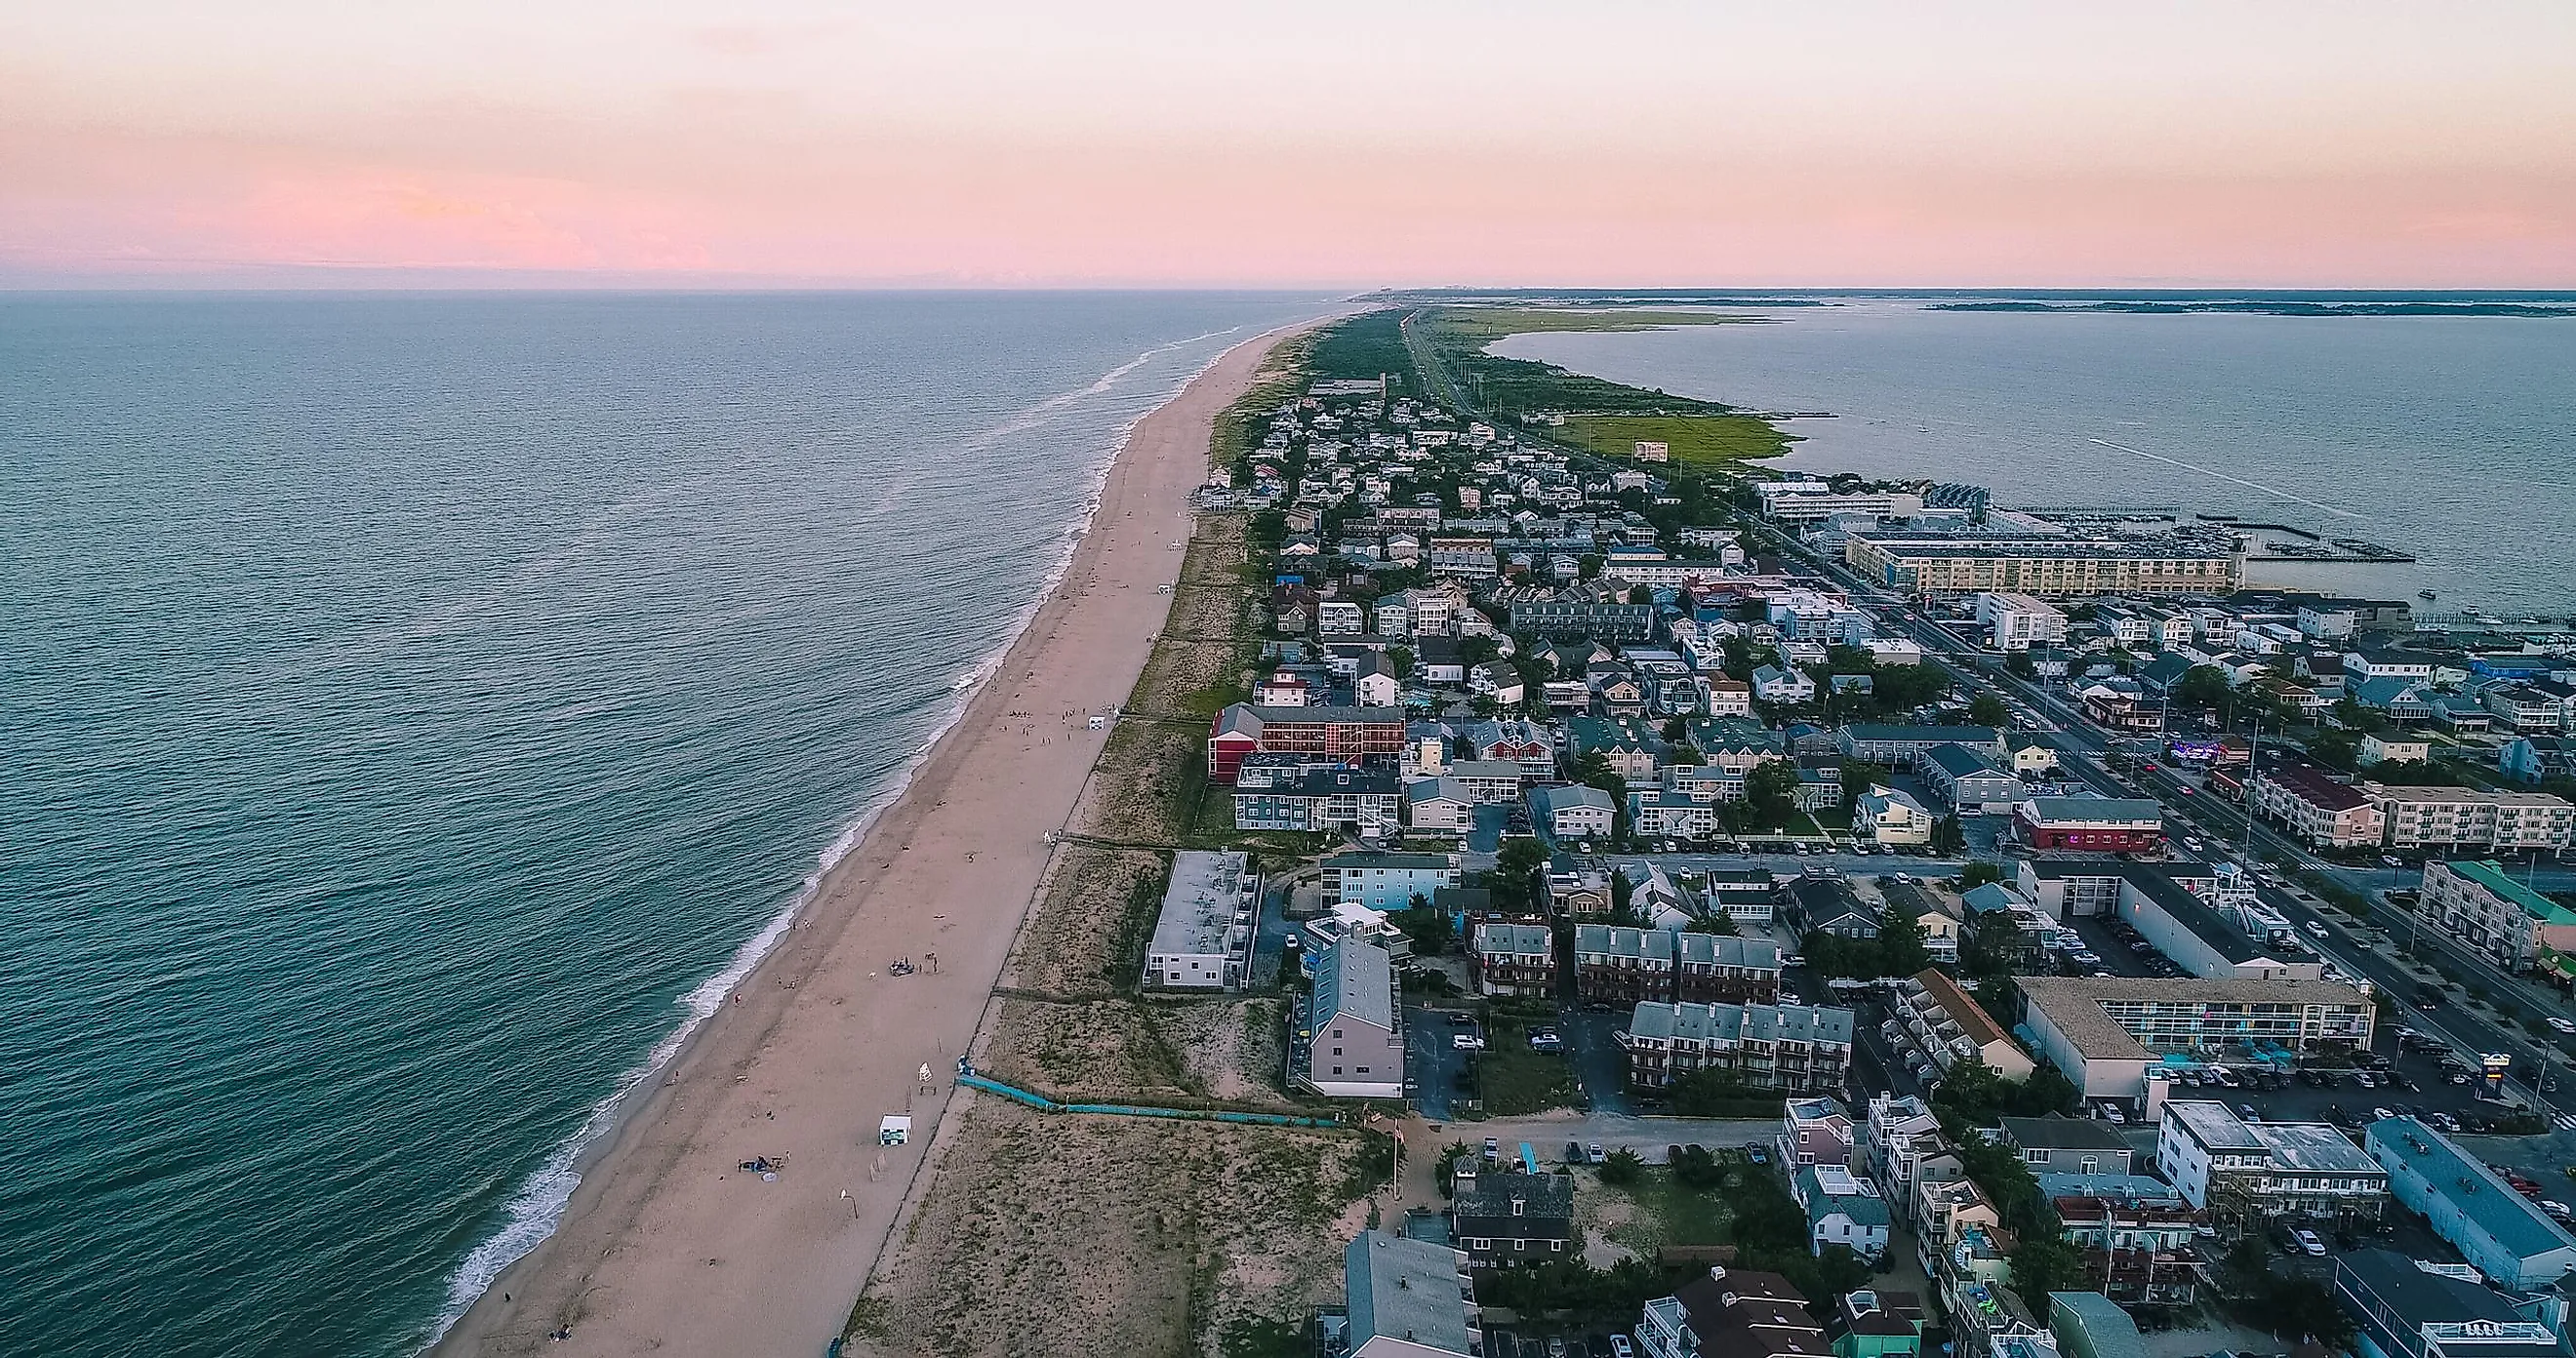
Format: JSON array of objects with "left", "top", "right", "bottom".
[
  {"left": 1332, "top": 1066, "right": 1343, "bottom": 1075},
  {"left": 1332, "top": 1047, "right": 1343, "bottom": 1057},
  {"left": 1356, "top": 1066, "right": 1370, "bottom": 1074},
  {"left": 1514, "top": 1238, "right": 1527, "bottom": 1252}
]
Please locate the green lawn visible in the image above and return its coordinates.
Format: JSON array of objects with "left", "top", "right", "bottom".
[
  {"left": 1596, "top": 1167, "right": 1736, "bottom": 1258},
  {"left": 1556, "top": 413, "right": 1793, "bottom": 464},
  {"left": 1430, "top": 306, "right": 1765, "bottom": 340},
  {"left": 1478, "top": 1020, "right": 1582, "bottom": 1115}
]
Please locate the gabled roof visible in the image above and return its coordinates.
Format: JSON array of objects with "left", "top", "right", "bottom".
[
  {"left": 1996, "top": 1116, "right": 2133, "bottom": 1153},
  {"left": 1345, "top": 1232, "right": 1474, "bottom": 1357},
  {"left": 1922, "top": 742, "right": 2010, "bottom": 779},
  {"left": 1313, "top": 938, "right": 1395, "bottom": 1032},
  {"left": 1452, "top": 1171, "right": 1574, "bottom": 1226}
]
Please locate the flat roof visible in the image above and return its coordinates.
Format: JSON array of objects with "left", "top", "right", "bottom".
[
  {"left": 2022, "top": 797, "right": 2163, "bottom": 827},
  {"left": 2439, "top": 860, "right": 2576, "bottom": 927},
  {"left": 2252, "top": 1121, "right": 2381, "bottom": 1174},
  {"left": 1147, "top": 850, "right": 1252, "bottom": 960},
  {"left": 2125, "top": 871, "right": 2271, "bottom": 966},
  {"left": 2366, "top": 1117, "right": 2576, "bottom": 1261},
  {"left": 2018, "top": 976, "right": 2374, "bottom": 1062},
  {"left": 2163, "top": 1100, "right": 2268, "bottom": 1152},
  {"left": 1997, "top": 1115, "right": 2133, "bottom": 1153}
]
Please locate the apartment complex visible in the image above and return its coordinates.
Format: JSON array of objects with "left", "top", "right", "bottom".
[
  {"left": 2248, "top": 758, "right": 2386, "bottom": 848},
  {"left": 2418, "top": 859, "right": 2576, "bottom": 970},
  {"left": 2156, "top": 1100, "right": 2389, "bottom": 1226},
  {"left": 1893, "top": 969, "right": 2034, "bottom": 1079},
  {"left": 1843, "top": 530, "right": 2241, "bottom": 598},
  {"left": 2371, "top": 785, "right": 2576, "bottom": 852},
  {"left": 1624, "top": 1000, "right": 1856, "bottom": 1095},
  {"left": 1143, "top": 850, "right": 1259, "bottom": 991}
]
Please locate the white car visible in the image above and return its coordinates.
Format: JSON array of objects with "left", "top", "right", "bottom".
[
  {"left": 2306, "top": 921, "right": 2330, "bottom": 939},
  {"left": 2293, "top": 1228, "right": 2327, "bottom": 1257},
  {"left": 1452, "top": 1033, "right": 1486, "bottom": 1052},
  {"left": 2547, "top": 1017, "right": 2576, "bottom": 1036}
]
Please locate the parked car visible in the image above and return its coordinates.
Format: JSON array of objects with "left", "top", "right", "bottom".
[
  {"left": 2293, "top": 1228, "right": 2327, "bottom": 1258},
  {"left": 1611, "top": 1338, "right": 1635, "bottom": 1358},
  {"left": 1484, "top": 1138, "right": 1501, "bottom": 1162},
  {"left": 1453, "top": 1032, "right": 1487, "bottom": 1052},
  {"left": 1528, "top": 1029, "right": 1563, "bottom": 1052},
  {"left": 1568, "top": 1140, "right": 1587, "bottom": 1165},
  {"left": 2372, "top": 1106, "right": 2396, "bottom": 1122},
  {"left": 1587, "top": 1142, "right": 1608, "bottom": 1165}
]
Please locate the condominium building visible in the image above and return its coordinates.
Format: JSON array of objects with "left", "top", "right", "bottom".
[
  {"left": 2156, "top": 1100, "right": 2389, "bottom": 1226},
  {"left": 1624, "top": 1000, "right": 1856, "bottom": 1094},
  {"left": 1974, "top": 593, "right": 2069, "bottom": 651},
  {"left": 2418, "top": 859, "right": 2576, "bottom": 970},
  {"left": 1469, "top": 922, "right": 1558, "bottom": 997},
  {"left": 1143, "top": 851, "right": 1259, "bottom": 991},
  {"left": 1843, "top": 530, "right": 2241, "bottom": 598},
  {"left": 1574, "top": 924, "right": 1677, "bottom": 1006},
  {"left": 2247, "top": 758, "right": 2386, "bottom": 848},
  {"left": 1892, "top": 969, "right": 2035, "bottom": 1078},
  {"left": 2370, "top": 785, "right": 2576, "bottom": 852}
]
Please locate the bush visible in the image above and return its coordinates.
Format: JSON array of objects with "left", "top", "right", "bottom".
[{"left": 1600, "top": 1148, "right": 1645, "bottom": 1185}]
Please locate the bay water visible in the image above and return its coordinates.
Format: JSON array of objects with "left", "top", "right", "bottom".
[
  {"left": 0, "top": 291, "right": 1334, "bottom": 1357},
  {"left": 1496, "top": 301, "right": 2576, "bottom": 615}
]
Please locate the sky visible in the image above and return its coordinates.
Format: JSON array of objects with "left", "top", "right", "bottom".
[{"left": 4, "top": 1, "right": 2573, "bottom": 289}]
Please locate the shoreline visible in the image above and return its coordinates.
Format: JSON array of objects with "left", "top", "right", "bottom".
[{"left": 430, "top": 317, "right": 1323, "bottom": 1358}]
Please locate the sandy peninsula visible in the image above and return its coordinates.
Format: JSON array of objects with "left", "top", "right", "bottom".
[{"left": 436, "top": 320, "right": 1319, "bottom": 1358}]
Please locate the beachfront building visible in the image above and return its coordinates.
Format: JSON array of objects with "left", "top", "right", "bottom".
[
  {"left": 1298, "top": 938, "right": 1404, "bottom": 1099},
  {"left": 1451, "top": 1171, "right": 1577, "bottom": 1269},
  {"left": 1573, "top": 924, "right": 1675, "bottom": 1006},
  {"left": 1676, "top": 932, "right": 1785, "bottom": 1005},
  {"left": 1623, "top": 1001, "right": 1856, "bottom": 1095},
  {"left": 1637, "top": 1266, "right": 1830, "bottom": 1358},
  {"left": 1469, "top": 922, "right": 1558, "bottom": 998},
  {"left": 2365, "top": 1117, "right": 2576, "bottom": 1291},
  {"left": 1206, "top": 703, "right": 1406, "bottom": 782},
  {"left": 2418, "top": 859, "right": 2576, "bottom": 970},
  {"left": 1231, "top": 765, "right": 1402, "bottom": 833},
  {"left": 1143, "top": 850, "right": 1259, "bottom": 991},
  {"left": 1342, "top": 1232, "right": 1479, "bottom": 1358}
]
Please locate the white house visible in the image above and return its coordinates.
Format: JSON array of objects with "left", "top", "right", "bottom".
[
  {"left": 1753, "top": 664, "right": 1816, "bottom": 704},
  {"left": 1531, "top": 784, "right": 1618, "bottom": 840},
  {"left": 1857, "top": 785, "right": 1935, "bottom": 847}
]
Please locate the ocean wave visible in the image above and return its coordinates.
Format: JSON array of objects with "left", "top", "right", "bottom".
[{"left": 421, "top": 325, "right": 1263, "bottom": 1352}]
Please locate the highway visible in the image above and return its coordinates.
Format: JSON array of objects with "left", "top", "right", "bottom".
[{"left": 1754, "top": 520, "right": 2576, "bottom": 1118}]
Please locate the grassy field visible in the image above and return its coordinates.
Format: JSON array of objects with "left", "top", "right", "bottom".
[
  {"left": 1555, "top": 413, "right": 1792, "bottom": 464},
  {"left": 1430, "top": 306, "right": 1765, "bottom": 340},
  {"left": 1477, "top": 1019, "right": 1582, "bottom": 1115},
  {"left": 1304, "top": 308, "right": 1413, "bottom": 388},
  {"left": 1593, "top": 1167, "right": 1736, "bottom": 1258}
]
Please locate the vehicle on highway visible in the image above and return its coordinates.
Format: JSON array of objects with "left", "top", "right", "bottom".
[
  {"left": 2306, "top": 921, "right": 2330, "bottom": 939},
  {"left": 2547, "top": 1017, "right": 2576, "bottom": 1036},
  {"left": 2372, "top": 1106, "right": 2395, "bottom": 1122},
  {"left": 1448, "top": 1012, "right": 1477, "bottom": 1026}
]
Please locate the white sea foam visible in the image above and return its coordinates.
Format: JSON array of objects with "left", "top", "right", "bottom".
[{"left": 422, "top": 321, "right": 1271, "bottom": 1352}]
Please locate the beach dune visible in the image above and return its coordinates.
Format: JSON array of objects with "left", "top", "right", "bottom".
[{"left": 437, "top": 323, "right": 1311, "bottom": 1357}]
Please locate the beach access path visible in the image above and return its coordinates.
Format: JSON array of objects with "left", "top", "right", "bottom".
[{"left": 437, "top": 322, "right": 1318, "bottom": 1358}]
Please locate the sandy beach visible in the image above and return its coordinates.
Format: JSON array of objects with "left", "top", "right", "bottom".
[{"left": 435, "top": 322, "right": 1314, "bottom": 1358}]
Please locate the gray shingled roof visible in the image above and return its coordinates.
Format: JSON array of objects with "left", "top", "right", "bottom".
[{"left": 1314, "top": 938, "right": 1394, "bottom": 1032}]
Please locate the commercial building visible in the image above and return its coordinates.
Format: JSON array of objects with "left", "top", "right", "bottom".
[
  {"left": 2017, "top": 977, "right": 2375, "bottom": 1104},
  {"left": 2247, "top": 757, "right": 2385, "bottom": 848},
  {"left": 1343, "top": 1232, "right": 1479, "bottom": 1358},
  {"left": 2334, "top": 1249, "right": 2564, "bottom": 1358},
  {"left": 2154, "top": 1100, "right": 2388, "bottom": 1226},
  {"left": 2108, "top": 864, "right": 2321, "bottom": 982},
  {"left": 1843, "top": 529, "right": 2241, "bottom": 598},
  {"left": 1469, "top": 922, "right": 1558, "bottom": 997},
  {"left": 2418, "top": 859, "right": 2576, "bottom": 970},
  {"left": 2013, "top": 798, "right": 2163, "bottom": 855},
  {"left": 1975, "top": 593, "right": 2069, "bottom": 651},
  {"left": 2372, "top": 785, "right": 2576, "bottom": 853},
  {"left": 1761, "top": 483, "right": 1927, "bottom": 521},
  {"left": 1892, "top": 969, "right": 2035, "bottom": 1079},
  {"left": 2365, "top": 1117, "right": 2576, "bottom": 1291},
  {"left": 1321, "top": 852, "right": 1462, "bottom": 912},
  {"left": 1299, "top": 938, "right": 1404, "bottom": 1098},
  {"left": 1623, "top": 1000, "right": 1856, "bottom": 1095}
]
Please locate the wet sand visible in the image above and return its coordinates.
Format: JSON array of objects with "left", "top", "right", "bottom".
[{"left": 435, "top": 322, "right": 1313, "bottom": 1357}]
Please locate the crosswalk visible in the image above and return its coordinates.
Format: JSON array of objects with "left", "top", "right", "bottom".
[{"left": 2554, "top": 1112, "right": 2576, "bottom": 1133}]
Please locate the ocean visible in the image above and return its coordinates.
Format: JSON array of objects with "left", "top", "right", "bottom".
[
  {"left": 1493, "top": 300, "right": 2576, "bottom": 615},
  {"left": 0, "top": 291, "right": 1336, "bottom": 1358}
]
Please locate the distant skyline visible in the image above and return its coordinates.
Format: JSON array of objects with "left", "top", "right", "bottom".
[{"left": 5, "top": 1, "right": 2573, "bottom": 289}]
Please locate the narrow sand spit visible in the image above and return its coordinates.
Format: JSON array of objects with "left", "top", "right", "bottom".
[{"left": 437, "top": 321, "right": 1321, "bottom": 1358}]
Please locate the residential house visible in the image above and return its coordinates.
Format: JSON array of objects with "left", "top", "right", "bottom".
[
  {"left": 1920, "top": 743, "right": 2027, "bottom": 815},
  {"left": 2047, "top": 1294, "right": 2150, "bottom": 1358},
  {"left": 2359, "top": 733, "right": 2432, "bottom": 767},
  {"left": 1469, "top": 922, "right": 1557, "bottom": 998},
  {"left": 1253, "top": 669, "right": 1314, "bottom": 706},
  {"left": 1790, "top": 875, "right": 1881, "bottom": 939},
  {"left": 1638, "top": 1267, "right": 1830, "bottom": 1358},
  {"left": 1451, "top": 1171, "right": 1577, "bottom": 1269},
  {"left": 1755, "top": 664, "right": 1818, "bottom": 705},
  {"left": 2046, "top": 1186, "right": 2202, "bottom": 1308},
  {"left": 1780, "top": 1097, "right": 1854, "bottom": 1169},
  {"left": 2499, "top": 734, "right": 2574, "bottom": 785},
  {"left": 1355, "top": 652, "right": 1402, "bottom": 707},
  {"left": 1995, "top": 1117, "right": 2136, "bottom": 1178},
  {"left": 1831, "top": 1293, "right": 1925, "bottom": 1358},
  {"left": 1793, "top": 1165, "right": 1891, "bottom": 1262},
  {"left": 1857, "top": 786, "right": 1936, "bottom": 847},
  {"left": 1708, "top": 677, "right": 1754, "bottom": 717},
  {"left": 1321, "top": 852, "right": 1461, "bottom": 912},
  {"left": 1406, "top": 778, "right": 1472, "bottom": 834},
  {"left": 1469, "top": 717, "right": 1557, "bottom": 779},
  {"left": 1531, "top": 783, "right": 1618, "bottom": 841},
  {"left": 1862, "top": 1095, "right": 1968, "bottom": 1221}
]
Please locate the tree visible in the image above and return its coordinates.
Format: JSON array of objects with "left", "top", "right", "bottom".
[
  {"left": 2005, "top": 650, "right": 2036, "bottom": 679},
  {"left": 1610, "top": 869, "right": 1636, "bottom": 920},
  {"left": 1958, "top": 859, "right": 2006, "bottom": 889},
  {"left": 1393, "top": 893, "right": 1455, "bottom": 956},
  {"left": 1628, "top": 583, "right": 1654, "bottom": 606},
  {"left": 1685, "top": 912, "right": 1739, "bottom": 936},
  {"left": 1930, "top": 814, "right": 1966, "bottom": 855},
  {"left": 1599, "top": 1147, "right": 1644, "bottom": 1185},
  {"left": 1662, "top": 716, "right": 1691, "bottom": 743},
  {"left": 2009, "top": 1235, "right": 2083, "bottom": 1313},
  {"left": 1964, "top": 910, "right": 2026, "bottom": 980},
  {"left": 1837, "top": 760, "right": 1894, "bottom": 816},
  {"left": 2174, "top": 665, "right": 2232, "bottom": 711},
  {"left": 1579, "top": 552, "right": 1604, "bottom": 581},
  {"left": 1745, "top": 760, "right": 1802, "bottom": 828},
  {"left": 1460, "top": 634, "right": 1500, "bottom": 666},
  {"left": 1387, "top": 645, "right": 1415, "bottom": 680},
  {"left": 1968, "top": 692, "right": 2010, "bottom": 728},
  {"left": 2309, "top": 730, "right": 2361, "bottom": 772},
  {"left": 1489, "top": 837, "right": 1550, "bottom": 912},
  {"left": 1876, "top": 902, "right": 1931, "bottom": 979}
]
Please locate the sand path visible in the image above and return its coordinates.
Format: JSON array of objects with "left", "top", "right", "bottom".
[{"left": 437, "top": 321, "right": 1313, "bottom": 1357}]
